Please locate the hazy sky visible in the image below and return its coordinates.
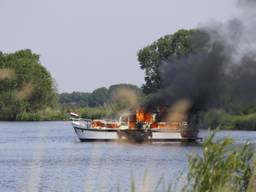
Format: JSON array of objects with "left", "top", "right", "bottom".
[{"left": 0, "top": 0, "right": 238, "bottom": 93}]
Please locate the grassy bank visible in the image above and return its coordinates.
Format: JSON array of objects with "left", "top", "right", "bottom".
[
  {"left": 15, "top": 103, "right": 126, "bottom": 121},
  {"left": 200, "top": 109, "right": 256, "bottom": 130},
  {"left": 16, "top": 108, "right": 69, "bottom": 121}
]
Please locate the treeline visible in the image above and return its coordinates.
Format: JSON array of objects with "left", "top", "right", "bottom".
[
  {"left": 58, "top": 84, "right": 144, "bottom": 120},
  {"left": 59, "top": 84, "right": 143, "bottom": 108}
]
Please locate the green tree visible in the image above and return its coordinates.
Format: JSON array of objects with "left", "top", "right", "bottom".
[
  {"left": 58, "top": 84, "right": 144, "bottom": 110},
  {"left": 0, "top": 49, "right": 57, "bottom": 120},
  {"left": 137, "top": 29, "right": 207, "bottom": 94},
  {"left": 89, "top": 87, "right": 110, "bottom": 107},
  {"left": 59, "top": 92, "right": 91, "bottom": 107}
]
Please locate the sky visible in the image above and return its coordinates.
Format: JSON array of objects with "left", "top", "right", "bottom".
[{"left": 0, "top": 0, "right": 238, "bottom": 93}]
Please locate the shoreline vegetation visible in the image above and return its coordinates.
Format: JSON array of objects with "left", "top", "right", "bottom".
[
  {"left": 0, "top": 29, "right": 255, "bottom": 130},
  {"left": 12, "top": 108, "right": 256, "bottom": 131}
]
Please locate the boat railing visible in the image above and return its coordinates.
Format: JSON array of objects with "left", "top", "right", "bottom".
[
  {"left": 82, "top": 118, "right": 92, "bottom": 122},
  {"left": 81, "top": 119, "right": 92, "bottom": 128}
]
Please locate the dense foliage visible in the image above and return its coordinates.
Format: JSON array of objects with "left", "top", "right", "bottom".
[
  {"left": 58, "top": 84, "right": 144, "bottom": 120},
  {"left": 59, "top": 92, "right": 91, "bottom": 107},
  {"left": 0, "top": 50, "right": 57, "bottom": 120}
]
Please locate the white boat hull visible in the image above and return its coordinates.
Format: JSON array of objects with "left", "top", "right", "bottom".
[
  {"left": 72, "top": 121, "right": 118, "bottom": 141},
  {"left": 74, "top": 127, "right": 118, "bottom": 141}
]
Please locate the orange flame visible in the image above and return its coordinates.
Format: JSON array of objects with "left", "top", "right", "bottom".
[
  {"left": 136, "top": 108, "right": 153, "bottom": 123},
  {"left": 92, "top": 120, "right": 106, "bottom": 128}
]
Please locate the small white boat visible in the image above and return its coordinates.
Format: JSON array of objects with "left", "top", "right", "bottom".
[{"left": 72, "top": 120, "right": 118, "bottom": 141}]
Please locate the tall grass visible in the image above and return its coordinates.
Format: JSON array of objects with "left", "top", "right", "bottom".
[
  {"left": 15, "top": 103, "right": 124, "bottom": 121},
  {"left": 67, "top": 103, "right": 126, "bottom": 120},
  {"left": 200, "top": 109, "right": 256, "bottom": 130},
  {"left": 16, "top": 107, "right": 69, "bottom": 121}
]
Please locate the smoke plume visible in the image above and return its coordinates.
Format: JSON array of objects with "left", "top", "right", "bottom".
[{"left": 144, "top": 0, "right": 256, "bottom": 113}]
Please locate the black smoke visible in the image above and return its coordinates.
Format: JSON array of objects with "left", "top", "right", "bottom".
[{"left": 143, "top": 0, "right": 256, "bottom": 114}]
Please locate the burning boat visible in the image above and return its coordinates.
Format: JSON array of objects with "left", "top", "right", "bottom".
[{"left": 71, "top": 107, "right": 199, "bottom": 142}]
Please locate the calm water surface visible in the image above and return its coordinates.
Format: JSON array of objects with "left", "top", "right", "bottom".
[{"left": 1, "top": 121, "right": 256, "bottom": 192}]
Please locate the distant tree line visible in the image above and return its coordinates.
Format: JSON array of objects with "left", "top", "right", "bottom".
[
  {"left": 58, "top": 84, "right": 144, "bottom": 120},
  {"left": 59, "top": 84, "right": 143, "bottom": 108}
]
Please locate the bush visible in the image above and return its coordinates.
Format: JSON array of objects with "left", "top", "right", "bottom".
[{"left": 184, "top": 132, "right": 255, "bottom": 192}]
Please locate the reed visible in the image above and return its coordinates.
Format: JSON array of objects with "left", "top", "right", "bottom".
[{"left": 183, "top": 131, "right": 255, "bottom": 192}]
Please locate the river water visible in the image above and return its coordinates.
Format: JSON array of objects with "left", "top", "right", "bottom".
[{"left": 0, "top": 121, "right": 256, "bottom": 192}]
